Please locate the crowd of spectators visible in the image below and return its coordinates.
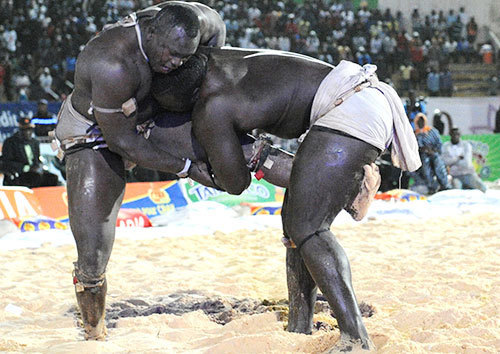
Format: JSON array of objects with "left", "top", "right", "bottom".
[{"left": 0, "top": 0, "right": 497, "bottom": 104}]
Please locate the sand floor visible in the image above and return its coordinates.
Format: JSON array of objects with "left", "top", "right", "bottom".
[{"left": 0, "top": 212, "right": 499, "bottom": 353}]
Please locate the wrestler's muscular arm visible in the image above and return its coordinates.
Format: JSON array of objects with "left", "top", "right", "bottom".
[
  {"left": 90, "top": 58, "right": 214, "bottom": 186},
  {"left": 170, "top": 1, "right": 226, "bottom": 47},
  {"left": 193, "top": 94, "right": 252, "bottom": 195}
]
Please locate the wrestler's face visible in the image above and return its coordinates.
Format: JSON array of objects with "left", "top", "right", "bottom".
[{"left": 150, "top": 25, "right": 200, "bottom": 74}]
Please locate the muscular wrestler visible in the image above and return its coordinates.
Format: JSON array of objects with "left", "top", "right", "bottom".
[
  {"left": 149, "top": 48, "right": 421, "bottom": 351},
  {"left": 54, "top": 2, "right": 225, "bottom": 340}
]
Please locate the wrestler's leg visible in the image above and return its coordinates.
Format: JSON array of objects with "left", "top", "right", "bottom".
[
  {"left": 66, "top": 148, "right": 126, "bottom": 340},
  {"left": 282, "top": 191, "right": 317, "bottom": 334},
  {"left": 284, "top": 128, "right": 378, "bottom": 351}
]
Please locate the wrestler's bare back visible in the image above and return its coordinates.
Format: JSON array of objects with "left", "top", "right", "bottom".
[{"left": 193, "top": 48, "right": 333, "bottom": 139}]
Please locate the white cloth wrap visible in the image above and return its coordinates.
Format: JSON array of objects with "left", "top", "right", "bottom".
[{"left": 309, "top": 60, "right": 421, "bottom": 172}]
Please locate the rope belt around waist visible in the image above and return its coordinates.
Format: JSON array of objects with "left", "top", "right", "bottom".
[{"left": 60, "top": 134, "right": 108, "bottom": 156}]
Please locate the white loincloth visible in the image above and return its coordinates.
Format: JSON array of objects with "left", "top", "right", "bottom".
[{"left": 309, "top": 60, "right": 421, "bottom": 172}]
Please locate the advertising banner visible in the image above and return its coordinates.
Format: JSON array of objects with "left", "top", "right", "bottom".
[
  {"left": 181, "top": 178, "right": 285, "bottom": 206},
  {"left": 29, "top": 178, "right": 285, "bottom": 222},
  {"left": 441, "top": 134, "right": 500, "bottom": 181},
  {"left": 0, "top": 186, "right": 44, "bottom": 219},
  {"left": 32, "top": 181, "right": 189, "bottom": 222}
]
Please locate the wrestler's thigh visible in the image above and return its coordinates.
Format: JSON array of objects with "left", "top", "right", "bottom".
[
  {"left": 283, "top": 129, "right": 378, "bottom": 237},
  {"left": 66, "top": 149, "right": 126, "bottom": 235}
]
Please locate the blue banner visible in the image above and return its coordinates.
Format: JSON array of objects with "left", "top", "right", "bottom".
[{"left": 0, "top": 101, "right": 61, "bottom": 142}]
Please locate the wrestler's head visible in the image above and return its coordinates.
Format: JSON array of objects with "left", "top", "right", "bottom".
[{"left": 146, "top": 4, "right": 201, "bottom": 74}]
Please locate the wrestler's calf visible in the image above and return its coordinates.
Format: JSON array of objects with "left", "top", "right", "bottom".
[{"left": 73, "top": 263, "right": 107, "bottom": 340}]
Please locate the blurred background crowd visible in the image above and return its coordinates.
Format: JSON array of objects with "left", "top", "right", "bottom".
[
  {"left": 0, "top": 0, "right": 498, "bottom": 103},
  {"left": 0, "top": 0, "right": 498, "bottom": 192}
]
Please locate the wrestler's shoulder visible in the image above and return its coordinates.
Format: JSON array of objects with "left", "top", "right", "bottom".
[{"left": 79, "top": 34, "right": 141, "bottom": 73}]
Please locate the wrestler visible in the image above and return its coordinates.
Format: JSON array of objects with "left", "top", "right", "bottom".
[
  {"left": 54, "top": 2, "right": 225, "bottom": 340},
  {"left": 149, "top": 48, "right": 421, "bottom": 351}
]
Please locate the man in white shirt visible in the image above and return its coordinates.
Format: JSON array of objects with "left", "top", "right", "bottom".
[{"left": 442, "top": 128, "right": 487, "bottom": 192}]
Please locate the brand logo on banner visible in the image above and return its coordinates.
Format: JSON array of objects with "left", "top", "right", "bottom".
[
  {"left": 182, "top": 178, "right": 283, "bottom": 206},
  {"left": 147, "top": 188, "right": 171, "bottom": 204},
  {"left": 120, "top": 181, "right": 187, "bottom": 218}
]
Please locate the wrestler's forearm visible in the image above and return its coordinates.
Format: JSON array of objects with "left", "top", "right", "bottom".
[{"left": 108, "top": 135, "right": 186, "bottom": 174}]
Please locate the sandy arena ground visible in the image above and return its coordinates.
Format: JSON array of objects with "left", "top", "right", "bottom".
[{"left": 0, "top": 211, "right": 499, "bottom": 353}]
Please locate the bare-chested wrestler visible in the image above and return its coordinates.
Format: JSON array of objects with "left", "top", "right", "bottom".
[
  {"left": 54, "top": 2, "right": 226, "bottom": 340},
  {"left": 147, "top": 47, "right": 422, "bottom": 351}
]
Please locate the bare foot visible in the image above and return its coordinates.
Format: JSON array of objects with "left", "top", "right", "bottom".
[
  {"left": 83, "top": 322, "right": 107, "bottom": 341},
  {"left": 324, "top": 334, "right": 375, "bottom": 353},
  {"left": 346, "top": 163, "right": 381, "bottom": 221}
]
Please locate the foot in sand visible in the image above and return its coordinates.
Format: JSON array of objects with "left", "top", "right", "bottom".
[{"left": 324, "top": 333, "right": 375, "bottom": 353}]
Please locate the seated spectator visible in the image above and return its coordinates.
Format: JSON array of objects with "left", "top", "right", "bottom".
[
  {"left": 442, "top": 128, "right": 487, "bottom": 192},
  {"left": 1, "top": 117, "right": 59, "bottom": 188},
  {"left": 412, "top": 113, "right": 450, "bottom": 194}
]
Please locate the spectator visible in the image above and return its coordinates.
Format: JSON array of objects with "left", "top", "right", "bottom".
[
  {"left": 369, "top": 33, "right": 383, "bottom": 62},
  {"left": 479, "top": 42, "right": 494, "bottom": 64},
  {"left": 466, "top": 17, "right": 478, "bottom": 44},
  {"left": 426, "top": 38, "right": 443, "bottom": 70},
  {"left": 458, "top": 7, "right": 469, "bottom": 34},
  {"left": 2, "top": 23, "right": 17, "bottom": 53},
  {"left": 488, "top": 75, "right": 498, "bottom": 96},
  {"left": 426, "top": 68, "right": 440, "bottom": 96},
  {"left": 413, "top": 113, "right": 450, "bottom": 193},
  {"left": 432, "top": 110, "right": 453, "bottom": 135},
  {"left": 0, "top": 57, "right": 6, "bottom": 102},
  {"left": 399, "top": 63, "right": 413, "bottom": 95},
  {"left": 450, "top": 18, "right": 464, "bottom": 42},
  {"left": 494, "top": 107, "right": 500, "bottom": 133},
  {"left": 38, "top": 67, "right": 52, "bottom": 95},
  {"left": 1, "top": 117, "right": 59, "bottom": 188},
  {"left": 442, "top": 128, "right": 487, "bottom": 192},
  {"left": 457, "top": 37, "right": 473, "bottom": 63},
  {"left": 446, "top": 9, "right": 457, "bottom": 29},
  {"left": 0, "top": 2, "right": 491, "bottom": 103},
  {"left": 382, "top": 31, "right": 397, "bottom": 71},
  {"left": 439, "top": 66, "right": 454, "bottom": 96},
  {"left": 33, "top": 99, "right": 57, "bottom": 137},
  {"left": 356, "top": 46, "right": 372, "bottom": 65}
]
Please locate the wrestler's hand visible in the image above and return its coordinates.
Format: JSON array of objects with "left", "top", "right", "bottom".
[{"left": 188, "top": 162, "right": 225, "bottom": 191}]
